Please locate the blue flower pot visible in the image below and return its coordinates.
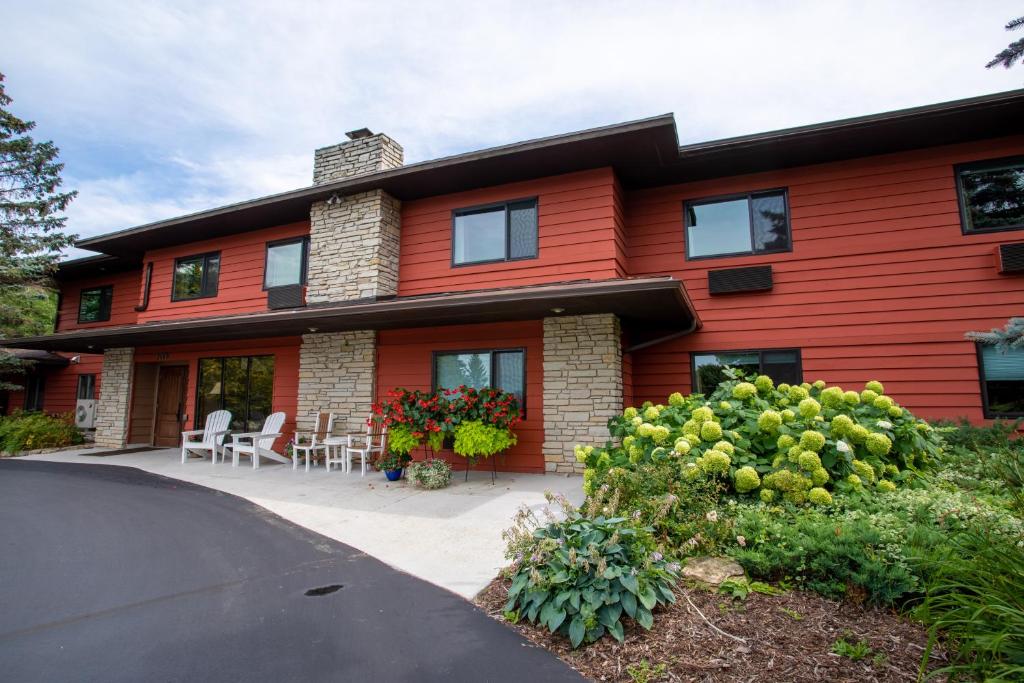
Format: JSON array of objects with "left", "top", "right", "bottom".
[{"left": 384, "top": 468, "right": 403, "bottom": 482}]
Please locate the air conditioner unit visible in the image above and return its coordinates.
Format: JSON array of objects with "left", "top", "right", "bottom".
[
  {"left": 75, "top": 399, "right": 97, "bottom": 429},
  {"left": 996, "top": 242, "right": 1024, "bottom": 274}
]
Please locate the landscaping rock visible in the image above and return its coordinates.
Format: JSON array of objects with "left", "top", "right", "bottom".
[{"left": 681, "top": 556, "right": 745, "bottom": 586}]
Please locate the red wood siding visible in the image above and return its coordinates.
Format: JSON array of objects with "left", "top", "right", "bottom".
[
  {"left": 138, "top": 221, "right": 308, "bottom": 322},
  {"left": 133, "top": 338, "right": 300, "bottom": 449},
  {"left": 625, "top": 136, "right": 1024, "bottom": 423},
  {"left": 398, "top": 168, "right": 621, "bottom": 296},
  {"left": 42, "top": 354, "right": 104, "bottom": 415},
  {"left": 376, "top": 321, "right": 545, "bottom": 473},
  {"left": 57, "top": 269, "right": 141, "bottom": 332}
]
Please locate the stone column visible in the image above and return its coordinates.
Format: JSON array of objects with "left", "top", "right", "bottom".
[
  {"left": 542, "top": 314, "right": 623, "bottom": 474},
  {"left": 94, "top": 347, "right": 134, "bottom": 449},
  {"left": 296, "top": 331, "right": 377, "bottom": 435},
  {"left": 306, "top": 190, "right": 401, "bottom": 302}
]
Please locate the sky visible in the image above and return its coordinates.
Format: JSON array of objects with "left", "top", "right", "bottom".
[{"left": 2, "top": 0, "right": 1022, "bottom": 259}]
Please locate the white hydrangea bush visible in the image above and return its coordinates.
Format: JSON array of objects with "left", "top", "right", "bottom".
[{"left": 576, "top": 375, "right": 945, "bottom": 504}]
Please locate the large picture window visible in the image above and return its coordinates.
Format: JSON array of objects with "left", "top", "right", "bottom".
[
  {"left": 264, "top": 237, "right": 310, "bottom": 288},
  {"left": 977, "top": 345, "right": 1024, "bottom": 418},
  {"left": 684, "top": 189, "right": 791, "bottom": 259},
  {"left": 956, "top": 157, "right": 1024, "bottom": 234},
  {"left": 173, "top": 252, "right": 221, "bottom": 301},
  {"left": 452, "top": 199, "right": 538, "bottom": 266},
  {"left": 78, "top": 285, "right": 113, "bottom": 323},
  {"left": 196, "top": 355, "right": 275, "bottom": 432},
  {"left": 692, "top": 349, "right": 801, "bottom": 395},
  {"left": 433, "top": 349, "right": 525, "bottom": 406}
]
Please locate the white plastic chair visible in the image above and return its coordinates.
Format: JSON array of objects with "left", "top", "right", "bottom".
[
  {"left": 292, "top": 412, "right": 334, "bottom": 472},
  {"left": 345, "top": 422, "right": 388, "bottom": 476},
  {"left": 226, "top": 412, "right": 288, "bottom": 469},
  {"left": 180, "top": 410, "right": 232, "bottom": 464}
]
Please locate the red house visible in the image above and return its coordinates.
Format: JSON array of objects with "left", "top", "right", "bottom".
[{"left": 4, "top": 90, "right": 1024, "bottom": 473}]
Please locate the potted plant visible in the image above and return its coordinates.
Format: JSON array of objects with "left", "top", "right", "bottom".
[{"left": 373, "top": 449, "right": 412, "bottom": 481}]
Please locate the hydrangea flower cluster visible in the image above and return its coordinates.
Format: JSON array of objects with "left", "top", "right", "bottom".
[{"left": 578, "top": 375, "right": 943, "bottom": 502}]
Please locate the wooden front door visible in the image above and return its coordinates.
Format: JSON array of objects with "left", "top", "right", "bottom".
[{"left": 153, "top": 366, "right": 188, "bottom": 448}]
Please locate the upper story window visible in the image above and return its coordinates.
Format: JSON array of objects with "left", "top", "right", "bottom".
[
  {"left": 977, "top": 344, "right": 1024, "bottom": 418},
  {"left": 264, "top": 237, "right": 310, "bottom": 289},
  {"left": 684, "top": 189, "right": 791, "bottom": 260},
  {"left": 172, "top": 252, "right": 220, "bottom": 301},
  {"left": 452, "top": 199, "right": 538, "bottom": 266},
  {"left": 433, "top": 348, "right": 526, "bottom": 407},
  {"left": 78, "top": 285, "right": 113, "bottom": 323},
  {"left": 692, "top": 348, "right": 801, "bottom": 395},
  {"left": 956, "top": 157, "right": 1024, "bottom": 234}
]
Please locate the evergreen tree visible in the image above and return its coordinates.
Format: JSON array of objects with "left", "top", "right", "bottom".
[
  {"left": 966, "top": 318, "right": 1024, "bottom": 353},
  {"left": 0, "top": 71, "right": 77, "bottom": 389},
  {"left": 987, "top": 16, "right": 1024, "bottom": 69}
]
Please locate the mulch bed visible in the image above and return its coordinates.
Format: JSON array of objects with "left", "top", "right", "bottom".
[{"left": 476, "top": 578, "right": 945, "bottom": 682}]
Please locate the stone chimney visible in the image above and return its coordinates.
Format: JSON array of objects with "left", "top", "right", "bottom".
[
  {"left": 312, "top": 129, "right": 404, "bottom": 184},
  {"left": 306, "top": 128, "right": 404, "bottom": 304}
]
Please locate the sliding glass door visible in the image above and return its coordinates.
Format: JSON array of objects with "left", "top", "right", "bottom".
[{"left": 196, "top": 355, "right": 275, "bottom": 432}]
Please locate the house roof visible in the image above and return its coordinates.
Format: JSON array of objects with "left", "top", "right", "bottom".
[
  {"left": 2, "top": 348, "right": 70, "bottom": 366},
  {"left": 67, "top": 88, "right": 1024, "bottom": 261},
  {"left": 3, "top": 277, "right": 699, "bottom": 352}
]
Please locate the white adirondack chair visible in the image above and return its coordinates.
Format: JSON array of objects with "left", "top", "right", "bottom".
[
  {"left": 227, "top": 412, "right": 288, "bottom": 469},
  {"left": 180, "top": 410, "right": 232, "bottom": 464},
  {"left": 292, "top": 411, "right": 334, "bottom": 472},
  {"left": 344, "top": 422, "right": 388, "bottom": 476}
]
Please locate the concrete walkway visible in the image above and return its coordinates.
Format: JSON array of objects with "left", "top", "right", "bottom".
[{"left": 23, "top": 448, "right": 583, "bottom": 599}]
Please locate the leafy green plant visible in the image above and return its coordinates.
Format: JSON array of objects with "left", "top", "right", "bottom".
[
  {"left": 831, "top": 633, "right": 875, "bottom": 661},
  {"left": 372, "top": 451, "right": 411, "bottom": 472},
  {"left": 0, "top": 411, "right": 83, "bottom": 453},
  {"left": 917, "top": 532, "right": 1024, "bottom": 682},
  {"left": 387, "top": 424, "right": 420, "bottom": 456},
  {"left": 625, "top": 659, "right": 667, "bottom": 683},
  {"left": 577, "top": 376, "right": 943, "bottom": 502},
  {"left": 452, "top": 420, "right": 516, "bottom": 460},
  {"left": 406, "top": 458, "right": 452, "bottom": 490},
  {"left": 779, "top": 607, "right": 803, "bottom": 621},
  {"left": 503, "top": 498, "right": 678, "bottom": 648}
]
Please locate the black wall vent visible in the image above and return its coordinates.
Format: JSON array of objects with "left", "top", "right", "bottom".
[
  {"left": 997, "top": 242, "right": 1024, "bottom": 274},
  {"left": 267, "top": 284, "right": 305, "bottom": 309},
  {"left": 708, "top": 265, "right": 774, "bottom": 294}
]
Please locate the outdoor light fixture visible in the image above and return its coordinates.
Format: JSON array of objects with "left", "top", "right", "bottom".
[
  {"left": 308, "top": 327, "right": 319, "bottom": 333},
  {"left": 550, "top": 307, "right": 565, "bottom": 314}
]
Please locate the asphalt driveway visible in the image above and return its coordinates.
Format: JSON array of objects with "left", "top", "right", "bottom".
[{"left": 0, "top": 460, "right": 581, "bottom": 682}]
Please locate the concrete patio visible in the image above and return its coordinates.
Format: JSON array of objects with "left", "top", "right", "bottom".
[{"left": 21, "top": 448, "right": 584, "bottom": 599}]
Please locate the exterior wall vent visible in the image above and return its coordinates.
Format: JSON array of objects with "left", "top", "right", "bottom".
[
  {"left": 996, "top": 242, "right": 1024, "bottom": 274},
  {"left": 267, "top": 284, "right": 306, "bottom": 310},
  {"left": 707, "top": 265, "right": 773, "bottom": 294}
]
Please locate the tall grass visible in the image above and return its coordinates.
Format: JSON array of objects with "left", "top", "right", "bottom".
[{"left": 917, "top": 532, "right": 1024, "bottom": 682}]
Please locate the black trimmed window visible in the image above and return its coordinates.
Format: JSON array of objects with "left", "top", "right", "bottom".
[
  {"left": 77, "top": 374, "right": 96, "bottom": 400},
  {"left": 264, "top": 237, "right": 310, "bottom": 289},
  {"left": 78, "top": 285, "right": 113, "bottom": 323},
  {"left": 956, "top": 157, "right": 1024, "bottom": 234},
  {"left": 172, "top": 252, "right": 220, "bottom": 301},
  {"left": 433, "top": 348, "right": 526, "bottom": 408},
  {"left": 23, "top": 375, "right": 44, "bottom": 412},
  {"left": 196, "top": 355, "right": 275, "bottom": 433},
  {"left": 977, "top": 344, "right": 1024, "bottom": 418},
  {"left": 684, "top": 189, "right": 791, "bottom": 259},
  {"left": 452, "top": 199, "right": 537, "bottom": 266},
  {"left": 692, "top": 348, "right": 801, "bottom": 395}
]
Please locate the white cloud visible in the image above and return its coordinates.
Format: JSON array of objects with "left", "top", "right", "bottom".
[{"left": 2, "top": 0, "right": 1022, "bottom": 259}]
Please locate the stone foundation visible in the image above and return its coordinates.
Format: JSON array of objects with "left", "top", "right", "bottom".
[
  {"left": 296, "top": 331, "right": 377, "bottom": 435},
  {"left": 94, "top": 347, "right": 134, "bottom": 449},
  {"left": 542, "top": 314, "right": 623, "bottom": 473}
]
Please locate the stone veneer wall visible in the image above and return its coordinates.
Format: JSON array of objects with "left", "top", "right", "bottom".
[
  {"left": 94, "top": 347, "right": 134, "bottom": 449},
  {"left": 306, "top": 190, "right": 402, "bottom": 302},
  {"left": 312, "top": 133, "right": 403, "bottom": 185},
  {"left": 542, "top": 314, "right": 623, "bottom": 473},
  {"left": 296, "top": 331, "right": 377, "bottom": 435}
]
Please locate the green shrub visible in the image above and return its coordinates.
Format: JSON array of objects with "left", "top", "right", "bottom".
[
  {"left": 0, "top": 411, "right": 84, "bottom": 454},
  {"left": 577, "top": 376, "right": 943, "bottom": 502},
  {"left": 406, "top": 459, "right": 452, "bottom": 489},
  {"left": 503, "top": 494, "right": 677, "bottom": 647}
]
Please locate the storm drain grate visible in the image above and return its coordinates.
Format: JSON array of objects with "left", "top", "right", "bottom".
[{"left": 304, "top": 584, "right": 344, "bottom": 597}]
